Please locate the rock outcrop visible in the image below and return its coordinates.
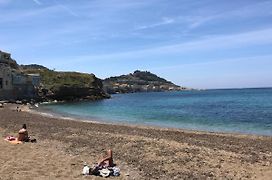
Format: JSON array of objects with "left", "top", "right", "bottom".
[{"left": 22, "top": 67, "right": 109, "bottom": 101}]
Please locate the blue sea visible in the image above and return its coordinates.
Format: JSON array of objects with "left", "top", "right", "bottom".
[{"left": 41, "top": 88, "right": 272, "bottom": 136}]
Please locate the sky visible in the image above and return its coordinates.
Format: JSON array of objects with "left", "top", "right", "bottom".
[{"left": 0, "top": 0, "right": 272, "bottom": 89}]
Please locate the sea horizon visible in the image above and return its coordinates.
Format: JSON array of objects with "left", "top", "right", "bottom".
[{"left": 192, "top": 86, "right": 272, "bottom": 91}]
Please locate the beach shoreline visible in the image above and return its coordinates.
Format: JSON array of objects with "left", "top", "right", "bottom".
[
  {"left": 32, "top": 103, "right": 272, "bottom": 138},
  {"left": 0, "top": 103, "right": 272, "bottom": 179}
]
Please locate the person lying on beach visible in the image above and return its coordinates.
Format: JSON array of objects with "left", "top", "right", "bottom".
[{"left": 90, "top": 149, "right": 114, "bottom": 175}]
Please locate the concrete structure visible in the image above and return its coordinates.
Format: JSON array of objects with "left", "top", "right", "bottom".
[
  {"left": 26, "top": 74, "right": 41, "bottom": 87},
  {"left": 0, "top": 50, "right": 41, "bottom": 100}
]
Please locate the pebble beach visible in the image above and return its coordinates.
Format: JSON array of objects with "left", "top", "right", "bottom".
[{"left": 0, "top": 104, "right": 272, "bottom": 179}]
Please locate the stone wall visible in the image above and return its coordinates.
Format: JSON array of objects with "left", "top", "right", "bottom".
[{"left": 0, "top": 64, "right": 13, "bottom": 90}]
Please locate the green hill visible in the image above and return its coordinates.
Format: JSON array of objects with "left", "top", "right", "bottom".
[{"left": 103, "top": 70, "right": 186, "bottom": 94}]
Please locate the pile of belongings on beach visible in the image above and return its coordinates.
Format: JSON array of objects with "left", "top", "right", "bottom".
[
  {"left": 4, "top": 136, "right": 37, "bottom": 144},
  {"left": 82, "top": 162, "right": 120, "bottom": 178}
]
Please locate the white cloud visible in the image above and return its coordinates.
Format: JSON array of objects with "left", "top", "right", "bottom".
[
  {"left": 0, "top": 3, "right": 79, "bottom": 24},
  {"left": 73, "top": 28, "right": 272, "bottom": 62},
  {"left": 149, "top": 55, "right": 272, "bottom": 71},
  {"left": 186, "top": 1, "right": 272, "bottom": 29},
  {"left": 56, "top": 3, "right": 79, "bottom": 17},
  {"left": 0, "top": 5, "right": 60, "bottom": 23},
  {"left": 32, "top": 0, "right": 42, "bottom": 5},
  {"left": 133, "top": 1, "right": 272, "bottom": 32},
  {"left": 135, "top": 17, "right": 175, "bottom": 30}
]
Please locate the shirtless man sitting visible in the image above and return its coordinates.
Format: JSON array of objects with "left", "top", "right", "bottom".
[
  {"left": 98, "top": 149, "right": 114, "bottom": 167},
  {"left": 90, "top": 149, "right": 114, "bottom": 175},
  {"left": 17, "top": 124, "right": 30, "bottom": 142}
]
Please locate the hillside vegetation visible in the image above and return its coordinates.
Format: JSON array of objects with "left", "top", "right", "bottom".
[
  {"left": 23, "top": 69, "right": 95, "bottom": 89},
  {"left": 22, "top": 67, "right": 108, "bottom": 101}
]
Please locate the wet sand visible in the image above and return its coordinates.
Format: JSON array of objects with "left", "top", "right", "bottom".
[{"left": 0, "top": 104, "right": 272, "bottom": 179}]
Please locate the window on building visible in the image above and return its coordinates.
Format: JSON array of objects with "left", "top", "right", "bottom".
[
  {"left": 0, "top": 78, "right": 3, "bottom": 89},
  {"left": 6, "top": 80, "right": 8, "bottom": 86}
]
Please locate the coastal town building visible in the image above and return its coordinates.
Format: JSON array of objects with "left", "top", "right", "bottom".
[{"left": 0, "top": 50, "right": 41, "bottom": 100}]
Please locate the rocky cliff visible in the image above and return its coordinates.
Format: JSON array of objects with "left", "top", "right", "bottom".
[
  {"left": 103, "top": 70, "right": 186, "bottom": 94},
  {"left": 21, "top": 67, "right": 109, "bottom": 101}
]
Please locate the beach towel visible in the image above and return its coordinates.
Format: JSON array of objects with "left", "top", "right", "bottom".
[{"left": 4, "top": 136, "right": 23, "bottom": 144}]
